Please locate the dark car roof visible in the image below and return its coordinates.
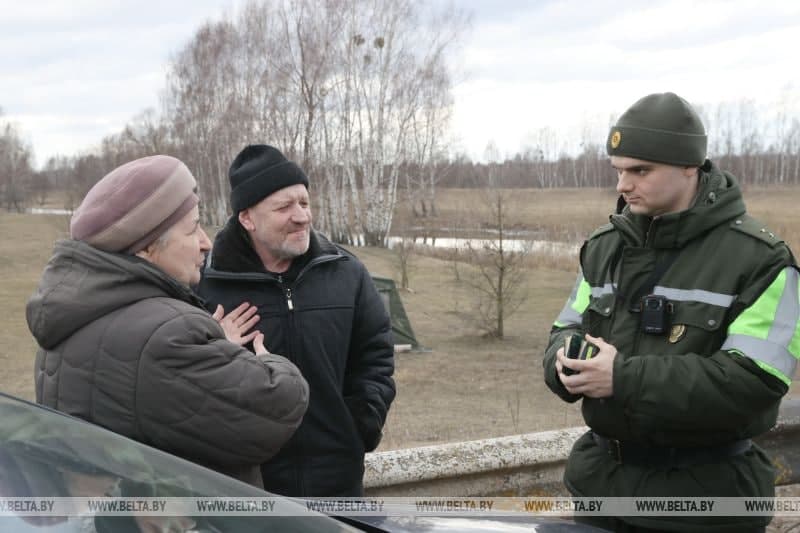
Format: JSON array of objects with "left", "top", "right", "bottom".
[
  {"left": 0, "top": 391, "right": 356, "bottom": 532},
  {"left": 0, "top": 392, "right": 595, "bottom": 532}
]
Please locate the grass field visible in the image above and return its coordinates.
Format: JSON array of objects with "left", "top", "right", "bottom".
[{"left": 1, "top": 187, "right": 798, "bottom": 453}]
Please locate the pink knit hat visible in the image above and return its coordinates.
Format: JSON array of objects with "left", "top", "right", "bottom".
[{"left": 70, "top": 155, "right": 199, "bottom": 253}]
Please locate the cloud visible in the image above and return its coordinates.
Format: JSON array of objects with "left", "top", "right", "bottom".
[
  {"left": 450, "top": 0, "right": 800, "bottom": 160},
  {"left": 0, "top": 0, "right": 241, "bottom": 164},
  {"left": 460, "top": 0, "right": 800, "bottom": 83},
  {"left": 6, "top": 112, "right": 135, "bottom": 165}
]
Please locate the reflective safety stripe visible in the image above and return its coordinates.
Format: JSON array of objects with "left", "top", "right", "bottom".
[
  {"left": 591, "top": 284, "right": 615, "bottom": 298},
  {"left": 554, "top": 275, "right": 616, "bottom": 328},
  {"left": 775, "top": 268, "right": 800, "bottom": 358},
  {"left": 652, "top": 286, "right": 735, "bottom": 308},
  {"left": 722, "top": 336, "right": 798, "bottom": 384},
  {"left": 554, "top": 273, "right": 590, "bottom": 327},
  {"left": 722, "top": 267, "right": 800, "bottom": 385}
]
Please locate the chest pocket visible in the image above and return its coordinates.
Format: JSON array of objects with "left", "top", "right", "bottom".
[
  {"left": 582, "top": 293, "right": 615, "bottom": 338},
  {"left": 660, "top": 300, "right": 729, "bottom": 354}
]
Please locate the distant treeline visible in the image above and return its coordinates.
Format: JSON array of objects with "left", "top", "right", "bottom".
[
  {"left": 3, "top": 136, "right": 798, "bottom": 203},
  {"left": 2, "top": 108, "right": 799, "bottom": 222},
  {"left": 439, "top": 147, "right": 800, "bottom": 190}
]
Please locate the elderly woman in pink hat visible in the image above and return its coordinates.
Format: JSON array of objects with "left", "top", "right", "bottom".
[{"left": 26, "top": 155, "right": 308, "bottom": 488}]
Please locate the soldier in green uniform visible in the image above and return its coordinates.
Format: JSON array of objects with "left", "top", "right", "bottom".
[{"left": 543, "top": 92, "right": 799, "bottom": 532}]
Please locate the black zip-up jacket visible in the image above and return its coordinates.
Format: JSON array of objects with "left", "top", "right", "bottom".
[{"left": 198, "top": 218, "right": 395, "bottom": 496}]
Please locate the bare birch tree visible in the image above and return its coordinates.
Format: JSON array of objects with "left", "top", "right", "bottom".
[
  {"left": 166, "top": 19, "right": 248, "bottom": 225},
  {"left": 0, "top": 118, "right": 34, "bottom": 212},
  {"left": 405, "top": 61, "right": 453, "bottom": 218},
  {"left": 317, "top": 0, "right": 467, "bottom": 246},
  {"left": 160, "top": 0, "right": 466, "bottom": 239}
]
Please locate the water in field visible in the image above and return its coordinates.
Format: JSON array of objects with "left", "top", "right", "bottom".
[
  {"left": 28, "top": 207, "right": 73, "bottom": 215},
  {"left": 386, "top": 235, "right": 578, "bottom": 256},
  {"left": 29, "top": 207, "right": 579, "bottom": 257}
]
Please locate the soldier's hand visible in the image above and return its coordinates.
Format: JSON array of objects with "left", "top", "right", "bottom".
[
  {"left": 554, "top": 345, "right": 566, "bottom": 374},
  {"left": 557, "top": 334, "right": 616, "bottom": 398}
]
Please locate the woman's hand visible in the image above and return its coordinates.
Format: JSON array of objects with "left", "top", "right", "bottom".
[
  {"left": 212, "top": 302, "right": 260, "bottom": 346},
  {"left": 253, "top": 332, "right": 270, "bottom": 355}
]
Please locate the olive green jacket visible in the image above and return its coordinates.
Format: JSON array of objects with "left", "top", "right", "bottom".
[{"left": 543, "top": 162, "right": 798, "bottom": 530}]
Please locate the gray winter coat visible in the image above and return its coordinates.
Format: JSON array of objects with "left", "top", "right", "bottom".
[{"left": 26, "top": 240, "right": 309, "bottom": 487}]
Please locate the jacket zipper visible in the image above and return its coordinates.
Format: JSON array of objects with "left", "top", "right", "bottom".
[
  {"left": 275, "top": 274, "right": 303, "bottom": 493},
  {"left": 644, "top": 218, "right": 658, "bottom": 247},
  {"left": 285, "top": 288, "right": 293, "bottom": 310},
  {"left": 633, "top": 220, "right": 658, "bottom": 356},
  {"left": 281, "top": 254, "right": 346, "bottom": 312}
]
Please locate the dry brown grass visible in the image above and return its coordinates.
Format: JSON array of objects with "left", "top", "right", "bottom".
[
  {"left": 0, "top": 213, "right": 70, "bottom": 399},
  {"left": 349, "top": 244, "right": 586, "bottom": 449},
  {"left": 2, "top": 186, "right": 799, "bottom": 452},
  {"left": 740, "top": 186, "right": 800, "bottom": 254},
  {"left": 393, "top": 187, "right": 618, "bottom": 243}
]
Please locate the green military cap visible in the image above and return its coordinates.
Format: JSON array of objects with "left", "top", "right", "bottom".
[{"left": 607, "top": 92, "right": 707, "bottom": 167}]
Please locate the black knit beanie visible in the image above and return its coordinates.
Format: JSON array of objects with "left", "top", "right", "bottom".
[
  {"left": 607, "top": 92, "right": 707, "bottom": 167},
  {"left": 229, "top": 144, "right": 309, "bottom": 213}
]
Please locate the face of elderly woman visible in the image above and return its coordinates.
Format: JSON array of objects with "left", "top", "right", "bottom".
[{"left": 136, "top": 205, "right": 211, "bottom": 286}]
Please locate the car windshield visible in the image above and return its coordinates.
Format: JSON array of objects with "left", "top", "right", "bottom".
[{"left": 0, "top": 392, "right": 358, "bottom": 532}]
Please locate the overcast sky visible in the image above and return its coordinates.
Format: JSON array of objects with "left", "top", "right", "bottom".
[{"left": 2, "top": 0, "right": 799, "bottom": 167}]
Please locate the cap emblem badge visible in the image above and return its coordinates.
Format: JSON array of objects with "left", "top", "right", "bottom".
[{"left": 611, "top": 130, "right": 621, "bottom": 149}]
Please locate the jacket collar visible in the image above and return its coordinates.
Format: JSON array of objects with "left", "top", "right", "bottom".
[
  {"left": 207, "top": 215, "right": 340, "bottom": 274},
  {"left": 27, "top": 240, "right": 205, "bottom": 349},
  {"left": 609, "top": 160, "right": 746, "bottom": 249}
]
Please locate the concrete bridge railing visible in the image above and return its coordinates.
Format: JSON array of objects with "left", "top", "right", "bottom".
[{"left": 364, "top": 399, "right": 800, "bottom": 497}]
